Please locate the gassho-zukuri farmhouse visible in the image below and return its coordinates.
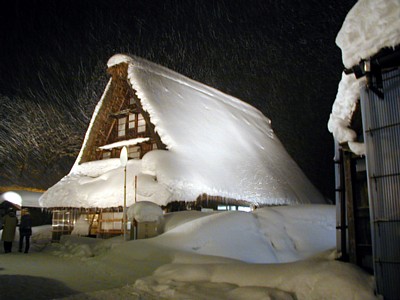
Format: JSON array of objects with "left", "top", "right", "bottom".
[{"left": 39, "top": 54, "right": 325, "bottom": 238}]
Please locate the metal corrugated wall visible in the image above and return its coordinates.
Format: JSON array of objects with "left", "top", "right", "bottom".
[{"left": 360, "top": 67, "right": 400, "bottom": 300}]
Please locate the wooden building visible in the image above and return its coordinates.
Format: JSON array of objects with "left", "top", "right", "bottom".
[{"left": 334, "top": 46, "right": 400, "bottom": 299}]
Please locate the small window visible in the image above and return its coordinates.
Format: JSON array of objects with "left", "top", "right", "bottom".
[
  {"left": 129, "top": 98, "right": 135, "bottom": 105},
  {"left": 128, "top": 114, "right": 135, "bottom": 129},
  {"left": 138, "top": 114, "right": 146, "bottom": 133},
  {"left": 118, "top": 117, "right": 126, "bottom": 137},
  {"left": 152, "top": 143, "right": 158, "bottom": 150},
  {"left": 238, "top": 206, "right": 251, "bottom": 212}
]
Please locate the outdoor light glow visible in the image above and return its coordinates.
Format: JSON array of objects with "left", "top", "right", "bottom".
[
  {"left": 119, "top": 146, "right": 128, "bottom": 167},
  {"left": 0, "top": 191, "right": 23, "bottom": 207}
]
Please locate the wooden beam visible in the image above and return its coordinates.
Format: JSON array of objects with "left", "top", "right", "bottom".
[{"left": 343, "top": 150, "right": 357, "bottom": 264}]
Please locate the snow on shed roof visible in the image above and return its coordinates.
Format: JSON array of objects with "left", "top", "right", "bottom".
[
  {"left": 98, "top": 138, "right": 150, "bottom": 150},
  {"left": 40, "top": 55, "right": 324, "bottom": 208},
  {"left": 328, "top": 0, "right": 400, "bottom": 153}
]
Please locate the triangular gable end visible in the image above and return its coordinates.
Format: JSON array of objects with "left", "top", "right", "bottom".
[{"left": 77, "top": 61, "right": 167, "bottom": 165}]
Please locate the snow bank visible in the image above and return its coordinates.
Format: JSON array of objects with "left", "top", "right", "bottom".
[
  {"left": 1, "top": 205, "right": 377, "bottom": 300},
  {"left": 328, "top": 0, "right": 400, "bottom": 153},
  {"left": 47, "top": 205, "right": 335, "bottom": 264},
  {"left": 253, "top": 205, "right": 336, "bottom": 262},
  {"left": 161, "top": 210, "right": 217, "bottom": 232},
  {"left": 127, "top": 201, "right": 164, "bottom": 222},
  {"left": 135, "top": 252, "right": 377, "bottom": 300},
  {"left": 148, "top": 205, "right": 336, "bottom": 264},
  {"left": 127, "top": 206, "right": 372, "bottom": 299}
]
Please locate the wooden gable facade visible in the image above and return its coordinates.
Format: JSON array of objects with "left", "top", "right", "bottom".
[
  {"left": 51, "top": 62, "right": 170, "bottom": 242},
  {"left": 78, "top": 62, "right": 166, "bottom": 166}
]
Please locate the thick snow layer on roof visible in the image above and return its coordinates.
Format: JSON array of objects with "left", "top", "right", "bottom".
[
  {"left": 328, "top": 0, "right": 400, "bottom": 153},
  {"left": 336, "top": 0, "right": 400, "bottom": 69},
  {"left": 40, "top": 55, "right": 324, "bottom": 208},
  {"left": 127, "top": 56, "right": 324, "bottom": 205},
  {"left": 106, "top": 53, "right": 133, "bottom": 68},
  {"left": 98, "top": 137, "right": 150, "bottom": 150}
]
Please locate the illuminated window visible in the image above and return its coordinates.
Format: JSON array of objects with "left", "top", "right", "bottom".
[
  {"left": 138, "top": 114, "right": 146, "bottom": 133},
  {"left": 100, "top": 212, "right": 123, "bottom": 231},
  {"left": 217, "top": 205, "right": 250, "bottom": 212},
  {"left": 118, "top": 117, "right": 126, "bottom": 137},
  {"left": 238, "top": 206, "right": 251, "bottom": 212},
  {"left": 128, "top": 114, "right": 135, "bottom": 129},
  {"left": 51, "top": 209, "right": 79, "bottom": 241}
]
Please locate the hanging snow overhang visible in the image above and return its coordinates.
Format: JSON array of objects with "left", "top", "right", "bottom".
[
  {"left": 328, "top": 47, "right": 400, "bottom": 155},
  {"left": 327, "top": 0, "right": 400, "bottom": 156}
]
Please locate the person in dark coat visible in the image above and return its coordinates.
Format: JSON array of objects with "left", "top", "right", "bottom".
[
  {"left": 1, "top": 208, "right": 18, "bottom": 253},
  {"left": 19, "top": 208, "right": 32, "bottom": 253}
]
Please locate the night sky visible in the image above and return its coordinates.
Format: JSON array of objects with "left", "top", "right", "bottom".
[{"left": 0, "top": 0, "right": 357, "bottom": 201}]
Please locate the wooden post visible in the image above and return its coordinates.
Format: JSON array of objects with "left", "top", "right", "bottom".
[
  {"left": 344, "top": 150, "right": 357, "bottom": 264},
  {"left": 123, "top": 164, "right": 127, "bottom": 241},
  {"left": 134, "top": 175, "right": 137, "bottom": 203}
]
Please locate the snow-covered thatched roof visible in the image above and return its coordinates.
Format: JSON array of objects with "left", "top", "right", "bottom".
[
  {"left": 40, "top": 54, "right": 324, "bottom": 208},
  {"left": 328, "top": 0, "right": 400, "bottom": 154}
]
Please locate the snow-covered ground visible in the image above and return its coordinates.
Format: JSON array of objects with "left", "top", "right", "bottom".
[{"left": 0, "top": 205, "right": 378, "bottom": 299}]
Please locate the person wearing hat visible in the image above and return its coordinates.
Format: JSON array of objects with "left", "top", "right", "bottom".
[
  {"left": 1, "top": 208, "right": 18, "bottom": 253},
  {"left": 19, "top": 208, "right": 32, "bottom": 253}
]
